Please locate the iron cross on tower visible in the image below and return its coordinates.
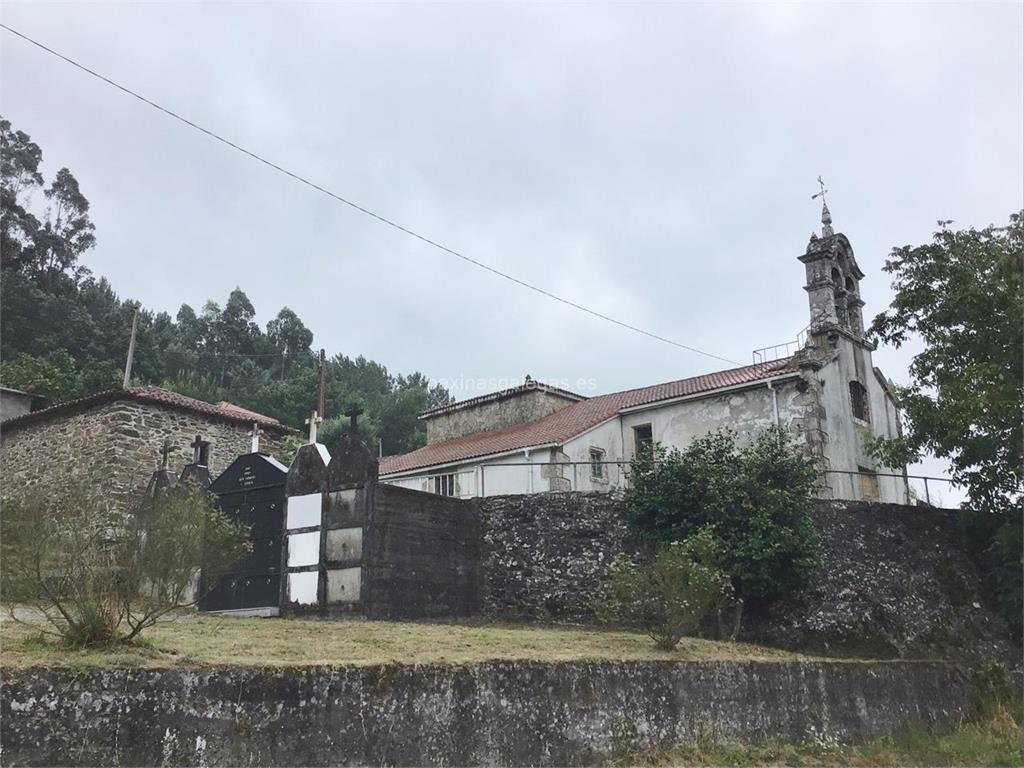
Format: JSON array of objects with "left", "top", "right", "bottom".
[{"left": 811, "top": 175, "right": 833, "bottom": 236}]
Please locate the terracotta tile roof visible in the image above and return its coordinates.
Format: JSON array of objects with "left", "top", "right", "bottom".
[
  {"left": 380, "top": 358, "right": 798, "bottom": 475},
  {"left": 1, "top": 385, "right": 293, "bottom": 433},
  {"left": 216, "top": 401, "right": 281, "bottom": 424}
]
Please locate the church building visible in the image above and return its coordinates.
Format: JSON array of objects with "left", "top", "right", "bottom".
[{"left": 380, "top": 209, "right": 910, "bottom": 504}]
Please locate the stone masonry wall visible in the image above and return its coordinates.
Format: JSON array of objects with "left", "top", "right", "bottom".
[
  {"left": 480, "top": 492, "right": 628, "bottom": 620},
  {"left": 0, "top": 660, "right": 969, "bottom": 767},
  {"left": 426, "top": 389, "right": 577, "bottom": 443},
  {"left": 0, "top": 399, "right": 287, "bottom": 508},
  {"left": 478, "top": 494, "right": 1014, "bottom": 666}
]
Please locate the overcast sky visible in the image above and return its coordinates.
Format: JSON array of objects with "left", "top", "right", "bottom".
[{"left": 2, "top": 2, "right": 1021, "bottom": 497}]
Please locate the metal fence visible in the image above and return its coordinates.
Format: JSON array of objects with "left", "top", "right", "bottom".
[{"left": 382, "top": 460, "right": 958, "bottom": 506}]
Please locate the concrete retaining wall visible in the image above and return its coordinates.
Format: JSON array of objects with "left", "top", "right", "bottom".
[{"left": 0, "top": 660, "right": 968, "bottom": 767}]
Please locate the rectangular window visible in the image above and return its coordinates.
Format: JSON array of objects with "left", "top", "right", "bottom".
[
  {"left": 433, "top": 474, "right": 456, "bottom": 497},
  {"left": 849, "top": 381, "right": 870, "bottom": 422},
  {"left": 633, "top": 424, "right": 654, "bottom": 455},
  {"left": 589, "top": 448, "right": 605, "bottom": 479}
]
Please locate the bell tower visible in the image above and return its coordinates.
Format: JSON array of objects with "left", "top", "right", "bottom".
[{"left": 798, "top": 196, "right": 866, "bottom": 340}]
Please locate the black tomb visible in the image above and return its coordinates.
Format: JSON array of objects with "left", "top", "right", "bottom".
[{"left": 198, "top": 452, "right": 288, "bottom": 613}]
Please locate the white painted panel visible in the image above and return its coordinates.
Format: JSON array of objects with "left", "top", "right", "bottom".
[
  {"left": 287, "top": 493, "right": 321, "bottom": 530},
  {"left": 287, "top": 531, "right": 320, "bottom": 567},
  {"left": 287, "top": 571, "right": 318, "bottom": 604}
]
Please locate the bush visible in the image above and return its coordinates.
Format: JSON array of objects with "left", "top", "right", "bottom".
[
  {"left": 625, "top": 427, "right": 821, "bottom": 605},
  {"left": 0, "top": 475, "right": 250, "bottom": 647},
  {"left": 592, "top": 529, "right": 734, "bottom": 650}
]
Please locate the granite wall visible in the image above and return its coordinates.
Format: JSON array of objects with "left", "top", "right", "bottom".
[
  {"left": 477, "top": 494, "right": 1015, "bottom": 666},
  {"left": 479, "top": 491, "right": 628, "bottom": 620},
  {"left": 0, "top": 399, "right": 287, "bottom": 508},
  {"left": 0, "top": 660, "right": 970, "bottom": 767}
]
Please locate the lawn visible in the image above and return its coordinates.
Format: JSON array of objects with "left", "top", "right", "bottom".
[{"left": 0, "top": 609, "right": 813, "bottom": 668}]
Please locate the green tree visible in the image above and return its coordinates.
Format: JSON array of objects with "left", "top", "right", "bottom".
[
  {"left": 266, "top": 307, "right": 314, "bottom": 379},
  {"left": 592, "top": 529, "right": 734, "bottom": 650},
  {"left": 625, "top": 427, "right": 821, "bottom": 607},
  {"left": 868, "top": 213, "right": 1023, "bottom": 632}
]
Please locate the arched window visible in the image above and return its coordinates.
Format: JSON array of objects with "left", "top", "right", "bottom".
[
  {"left": 849, "top": 381, "right": 869, "bottom": 421},
  {"left": 845, "top": 275, "right": 855, "bottom": 292}
]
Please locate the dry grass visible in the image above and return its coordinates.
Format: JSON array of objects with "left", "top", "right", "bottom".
[
  {"left": 616, "top": 704, "right": 1023, "bottom": 767},
  {"left": 0, "top": 609, "right": 815, "bottom": 669}
]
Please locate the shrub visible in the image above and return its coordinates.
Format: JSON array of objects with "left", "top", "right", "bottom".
[
  {"left": 1, "top": 475, "right": 250, "bottom": 647},
  {"left": 592, "top": 529, "right": 734, "bottom": 650},
  {"left": 625, "top": 426, "right": 821, "bottom": 606}
]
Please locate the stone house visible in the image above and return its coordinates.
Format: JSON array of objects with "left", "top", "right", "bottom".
[
  {"left": 0, "top": 385, "right": 294, "bottom": 507},
  {"left": 380, "top": 213, "right": 909, "bottom": 504}
]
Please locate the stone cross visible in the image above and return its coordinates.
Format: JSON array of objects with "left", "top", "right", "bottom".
[
  {"left": 305, "top": 410, "right": 323, "bottom": 445},
  {"left": 159, "top": 438, "right": 172, "bottom": 470},
  {"left": 249, "top": 421, "right": 262, "bottom": 453}
]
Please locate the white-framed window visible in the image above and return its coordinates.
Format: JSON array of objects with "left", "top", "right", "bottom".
[
  {"left": 589, "top": 447, "right": 606, "bottom": 479},
  {"left": 433, "top": 473, "right": 456, "bottom": 497}
]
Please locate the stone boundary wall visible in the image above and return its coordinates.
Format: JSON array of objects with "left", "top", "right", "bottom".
[
  {"left": 477, "top": 494, "right": 1014, "bottom": 665},
  {"left": 0, "top": 660, "right": 969, "bottom": 767},
  {"left": 479, "top": 491, "right": 628, "bottom": 620}
]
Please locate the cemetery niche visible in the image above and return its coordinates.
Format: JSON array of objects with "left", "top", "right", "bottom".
[{"left": 198, "top": 451, "right": 288, "bottom": 615}]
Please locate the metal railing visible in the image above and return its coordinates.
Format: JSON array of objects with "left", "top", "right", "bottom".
[
  {"left": 752, "top": 325, "right": 810, "bottom": 364},
  {"left": 383, "top": 460, "right": 958, "bottom": 506}
]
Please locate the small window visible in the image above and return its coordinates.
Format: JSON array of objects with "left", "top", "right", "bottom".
[
  {"left": 589, "top": 448, "right": 605, "bottom": 479},
  {"left": 433, "top": 474, "right": 456, "bottom": 497},
  {"left": 633, "top": 424, "right": 654, "bottom": 455},
  {"left": 849, "top": 381, "right": 870, "bottom": 421}
]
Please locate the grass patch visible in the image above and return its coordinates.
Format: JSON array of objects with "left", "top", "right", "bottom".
[
  {"left": 616, "top": 705, "right": 1023, "bottom": 767},
  {"left": 0, "top": 609, "right": 816, "bottom": 669}
]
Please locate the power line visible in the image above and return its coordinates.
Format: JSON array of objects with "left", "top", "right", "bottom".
[{"left": 0, "top": 23, "right": 744, "bottom": 368}]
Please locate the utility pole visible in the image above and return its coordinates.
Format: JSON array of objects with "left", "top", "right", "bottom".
[
  {"left": 316, "top": 349, "right": 326, "bottom": 418},
  {"left": 122, "top": 305, "right": 139, "bottom": 388}
]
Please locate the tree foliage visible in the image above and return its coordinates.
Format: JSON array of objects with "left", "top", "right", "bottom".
[
  {"left": 625, "top": 427, "right": 821, "bottom": 604},
  {"left": 592, "top": 529, "right": 734, "bottom": 650},
  {"left": 868, "top": 213, "right": 1023, "bottom": 633},
  {"left": 0, "top": 115, "right": 448, "bottom": 455},
  {"left": 0, "top": 477, "right": 250, "bottom": 647},
  {"left": 868, "top": 214, "right": 1023, "bottom": 516}
]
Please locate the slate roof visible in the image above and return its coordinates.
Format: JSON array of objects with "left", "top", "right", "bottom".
[
  {"left": 380, "top": 358, "right": 798, "bottom": 476},
  {"left": 0, "top": 385, "right": 293, "bottom": 433}
]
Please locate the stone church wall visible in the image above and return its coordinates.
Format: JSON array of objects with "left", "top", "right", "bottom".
[
  {"left": 425, "top": 388, "right": 578, "bottom": 444},
  {"left": 0, "top": 399, "right": 286, "bottom": 508}
]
